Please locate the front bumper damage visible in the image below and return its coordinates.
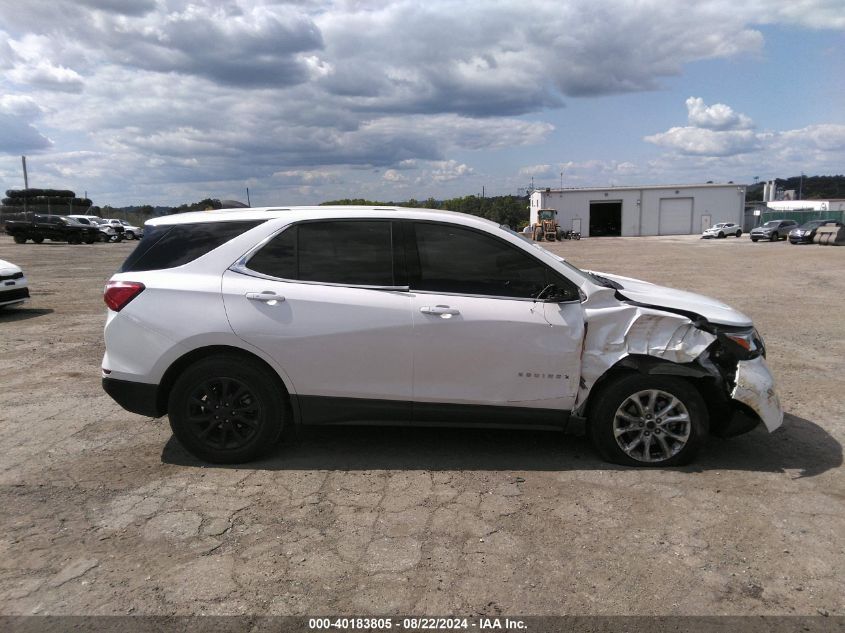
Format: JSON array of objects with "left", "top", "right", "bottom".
[
  {"left": 732, "top": 356, "right": 783, "bottom": 432},
  {"left": 577, "top": 299, "right": 783, "bottom": 437}
]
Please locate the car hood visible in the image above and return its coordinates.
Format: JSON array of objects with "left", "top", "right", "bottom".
[
  {"left": 0, "top": 259, "right": 23, "bottom": 275},
  {"left": 591, "top": 271, "right": 753, "bottom": 327}
]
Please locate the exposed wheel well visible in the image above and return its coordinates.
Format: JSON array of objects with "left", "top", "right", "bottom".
[
  {"left": 581, "top": 355, "right": 731, "bottom": 434},
  {"left": 157, "top": 345, "right": 293, "bottom": 420}
]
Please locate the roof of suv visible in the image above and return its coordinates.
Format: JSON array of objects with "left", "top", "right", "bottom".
[{"left": 145, "top": 206, "right": 499, "bottom": 229}]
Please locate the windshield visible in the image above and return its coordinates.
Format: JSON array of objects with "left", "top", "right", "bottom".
[
  {"left": 762, "top": 221, "right": 780, "bottom": 228},
  {"left": 800, "top": 220, "right": 824, "bottom": 229},
  {"left": 712, "top": 223, "right": 726, "bottom": 228}
]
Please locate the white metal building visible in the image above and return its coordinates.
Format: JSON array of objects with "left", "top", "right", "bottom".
[{"left": 529, "top": 183, "right": 746, "bottom": 237}]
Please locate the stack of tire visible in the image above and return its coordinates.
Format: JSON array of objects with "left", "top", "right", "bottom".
[{"left": 2, "top": 188, "right": 92, "bottom": 217}]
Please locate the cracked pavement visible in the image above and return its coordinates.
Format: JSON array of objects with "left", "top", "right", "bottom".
[{"left": 0, "top": 234, "right": 843, "bottom": 616}]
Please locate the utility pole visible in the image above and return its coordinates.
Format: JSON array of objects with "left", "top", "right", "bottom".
[
  {"left": 560, "top": 171, "right": 563, "bottom": 190},
  {"left": 22, "top": 156, "right": 30, "bottom": 217},
  {"left": 246, "top": 187, "right": 251, "bottom": 207},
  {"left": 799, "top": 172, "right": 804, "bottom": 200}
]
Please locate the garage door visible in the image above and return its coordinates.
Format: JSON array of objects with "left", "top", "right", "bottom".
[{"left": 658, "top": 198, "right": 693, "bottom": 235}]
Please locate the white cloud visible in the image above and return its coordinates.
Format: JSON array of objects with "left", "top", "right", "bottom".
[
  {"left": 685, "top": 97, "right": 753, "bottom": 130},
  {"left": 8, "top": 61, "right": 84, "bottom": 92},
  {"left": 644, "top": 126, "right": 761, "bottom": 156},
  {"left": 519, "top": 164, "right": 554, "bottom": 177},
  {"left": 382, "top": 169, "right": 407, "bottom": 182}
]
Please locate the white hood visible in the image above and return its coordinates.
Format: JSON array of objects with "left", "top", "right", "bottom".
[
  {"left": 592, "top": 271, "right": 753, "bottom": 327},
  {"left": 0, "top": 259, "right": 22, "bottom": 275}
]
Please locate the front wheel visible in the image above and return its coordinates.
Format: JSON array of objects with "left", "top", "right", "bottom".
[
  {"left": 588, "top": 374, "right": 708, "bottom": 467},
  {"left": 751, "top": 238, "right": 758, "bottom": 242},
  {"left": 717, "top": 232, "right": 725, "bottom": 239},
  {"left": 13, "top": 236, "right": 27, "bottom": 244},
  {"left": 168, "top": 356, "right": 285, "bottom": 463},
  {"left": 770, "top": 232, "right": 778, "bottom": 241}
]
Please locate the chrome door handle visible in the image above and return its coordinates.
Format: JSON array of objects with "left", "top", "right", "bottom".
[
  {"left": 246, "top": 291, "right": 285, "bottom": 304},
  {"left": 420, "top": 305, "right": 460, "bottom": 316}
]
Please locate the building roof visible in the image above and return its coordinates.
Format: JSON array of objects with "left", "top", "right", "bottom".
[{"left": 532, "top": 183, "right": 744, "bottom": 193}]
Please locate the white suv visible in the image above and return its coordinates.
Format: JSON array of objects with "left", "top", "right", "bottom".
[{"left": 102, "top": 206, "right": 782, "bottom": 466}]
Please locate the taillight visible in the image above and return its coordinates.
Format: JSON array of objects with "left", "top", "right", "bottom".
[{"left": 104, "top": 281, "right": 145, "bottom": 312}]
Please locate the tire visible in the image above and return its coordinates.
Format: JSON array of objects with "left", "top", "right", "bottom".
[
  {"left": 168, "top": 356, "right": 285, "bottom": 463},
  {"left": 32, "top": 236, "right": 44, "bottom": 244},
  {"left": 13, "top": 236, "right": 27, "bottom": 244},
  {"left": 717, "top": 232, "right": 725, "bottom": 239},
  {"left": 770, "top": 232, "right": 778, "bottom": 241},
  {"left": 125, "top": 231, "right": 136, "bottom": 240},
  {"left": 735, "top": 230, "right": 742, "bottom": 237},
  {"left": 67, "top": 235, "right": 80, "bottom": 244},
  {"left": 588, "top": 374, "right": 709, "bottom": 467},
  {"left": 84, "top": 237, "right": 95, "bottom": 244},
  {"left": 751, "top": 238, "right": 758, "bottom": 242}
]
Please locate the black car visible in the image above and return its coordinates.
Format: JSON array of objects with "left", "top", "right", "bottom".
[
  {"left": 789, "top": 220, "right": 844, "bottom": 244},
  {"left": 749, "top": 219, "right": 798, "bottom": 242},
  {"left": 4, "top": 214, "right": 101, "bottom": 244}
]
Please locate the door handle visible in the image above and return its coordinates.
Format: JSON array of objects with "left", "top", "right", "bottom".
[
  {"left": 246, "top": 291, "right": 285, "bottom": 304},
  {"left": 420, "top": 305, "right": 460, "bottom": 317}
]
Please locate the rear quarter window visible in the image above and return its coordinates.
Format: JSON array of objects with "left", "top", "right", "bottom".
[{"left": 119, "top": 220, "right": 265, "bottom": 273}]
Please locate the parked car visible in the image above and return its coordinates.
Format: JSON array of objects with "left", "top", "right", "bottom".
[
  {"left": 701, "top": 222, "right": 742, "bottom": 239},
  {"left": 68, "top": 215, "right": 124, "bottom": 242},
  {"left": 104, "top": 219, "right": 143, "bottom": 240},
  {"left": 789, "top": 220, "right": 844, "bottom": 244},
  {"left": 101, "top": 206, "right": 782, "bottom": 467},
  {"left": 0, "top": 258, "right": 29, "bottom": 308},
  {"left": 4, "top": 214, "right": 100, "bottom": 244},
  {"left": 750, "top": 219, "right": 797, "bottom": 242}
]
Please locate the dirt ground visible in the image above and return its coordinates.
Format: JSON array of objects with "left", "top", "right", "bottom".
[{"left": 0, "top": 232, "right": 843, "bottom": 617}]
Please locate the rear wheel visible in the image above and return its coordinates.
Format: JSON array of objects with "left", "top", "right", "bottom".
[
  {"left": 588, "top": 374, "right": 708, "bottom": 467},
  {"left": 168, "top": 356, "right": 285, "bottom": 463},
  {"left": 735, "top": 230, "right": 742, "bottom": 237},
  {"left": 125, "top": 231, "right": 136, "bottom": 240},
  {"left": 32, "top": 236, "right": 44, "bottom": 244}
]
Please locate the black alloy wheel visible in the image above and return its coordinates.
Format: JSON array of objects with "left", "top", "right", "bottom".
[{"left": 168, "top": 356, "right": 284, "bottom": 463}]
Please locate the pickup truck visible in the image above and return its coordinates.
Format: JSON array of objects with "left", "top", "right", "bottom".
[{"left": 4, "top": 214, "right": 101, "bottom": 244}]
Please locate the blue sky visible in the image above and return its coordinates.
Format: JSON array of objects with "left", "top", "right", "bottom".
[{"left": 1, "top": 1, "right": 843, "bottom": 206}]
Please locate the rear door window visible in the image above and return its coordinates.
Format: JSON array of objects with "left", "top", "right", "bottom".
[{"left": 246, "top": 220, "right": 395, "bottom": 286}]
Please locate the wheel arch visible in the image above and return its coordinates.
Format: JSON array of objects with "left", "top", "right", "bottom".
[
  {"left": 156, "top": 345, "right": 299, "bottom": 424},
  {"left": 581, "top": 354, "right": 729, "bottom": 432}
]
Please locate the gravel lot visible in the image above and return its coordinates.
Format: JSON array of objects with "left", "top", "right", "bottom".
[{"left": 0, "top": 232, "right": 843, "bottom": 617}]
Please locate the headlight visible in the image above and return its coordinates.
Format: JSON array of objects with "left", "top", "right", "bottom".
[{"left": 712, "top": 327, "right": 765, "bottom": 360}]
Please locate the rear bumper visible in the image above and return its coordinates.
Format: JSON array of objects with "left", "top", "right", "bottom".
[{"left": 102, "top": 377, "right": 165, "bottom": 418}]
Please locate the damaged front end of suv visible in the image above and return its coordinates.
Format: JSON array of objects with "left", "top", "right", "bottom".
[{"left": 574, "top": 272, "right": 783, "bottom": 443}]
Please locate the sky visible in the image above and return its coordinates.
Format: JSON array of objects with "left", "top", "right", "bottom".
[{"left": 0, "top": 0, "right": 843, "bottom": 207}]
